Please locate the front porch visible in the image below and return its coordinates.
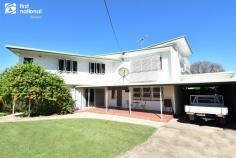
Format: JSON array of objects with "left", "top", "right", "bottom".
[
  {"left": 74, "top": 85, "right": 176, "bottom": 122},
  {"left": 77, "top": 107, "right": 173, "bottom": 123}
]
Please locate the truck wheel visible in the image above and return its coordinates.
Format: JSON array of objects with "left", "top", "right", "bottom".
[
  {"left": 189, "top": 114, "right": 195, "bottom": 121},
  {"left": 219, "top": 117, "right": 226, "bottom": 124}
]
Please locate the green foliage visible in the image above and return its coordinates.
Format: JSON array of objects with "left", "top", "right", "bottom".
[
  {"left": 0, "top": 63, "right": 74, "bottom": 115},
  {"left": 0, "top": 112, "right": 7, "bottom": 117}
]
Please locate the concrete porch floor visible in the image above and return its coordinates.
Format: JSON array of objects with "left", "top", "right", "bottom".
[{"left": 77, "top": 107, "right": 173, "bottom": 123}]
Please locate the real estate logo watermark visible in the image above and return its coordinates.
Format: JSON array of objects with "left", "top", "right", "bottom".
[
  {"left": 4, "top": 2, "right": 43, "bottom": 19},
  {"left": 5, "top": 3, "right": 16, "bottom": 14}
]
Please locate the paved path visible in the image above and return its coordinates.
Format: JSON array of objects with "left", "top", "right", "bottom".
[
  {"left": 0, "top": 112, "right": 164, "bottom": 128},
  {"left": 119, "top": 119, "right": 236, "bottom": 158}
]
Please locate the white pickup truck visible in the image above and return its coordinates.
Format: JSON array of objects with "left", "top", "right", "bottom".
[{"left": 185, "top": 95, "right": 228, "bottom": 123}]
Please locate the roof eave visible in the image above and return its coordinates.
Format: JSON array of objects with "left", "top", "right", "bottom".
[{"left": 5, "top": 45, "right": 121, "bottom": 62}]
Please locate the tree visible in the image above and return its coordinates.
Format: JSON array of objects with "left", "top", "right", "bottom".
[
  {"left": 190, "top": 61, "right": 225, "bottom": 74},
  {"left": 0, "top": 63, "right": 74, "bottom": 116}
]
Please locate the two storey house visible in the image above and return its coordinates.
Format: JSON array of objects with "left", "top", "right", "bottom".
[{"left": 6, "top": 36, "right": 236, "bottom": 116}]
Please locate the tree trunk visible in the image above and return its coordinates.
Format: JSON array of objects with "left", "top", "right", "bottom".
[
  {"left": 12, "top": 99, "right": 16, "bottom": 118},
  {"left": 28, "top": 99, "right": 31, "bottom": 117}
]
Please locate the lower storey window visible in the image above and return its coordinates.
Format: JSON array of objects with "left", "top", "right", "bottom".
[
  {"left": 142, "top": 87, "right": 151, "bottom": 100},
  {"left": 152, "top": 87, "right": 161, "bottom": 100},
  {"left": 133, "top": 87, "right": 161, "bottom": 101},
  {"left": 133, "top": 88, "right": 141, "bottom": 100}
]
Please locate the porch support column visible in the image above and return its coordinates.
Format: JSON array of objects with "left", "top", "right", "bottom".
[
  {"left": 128, "top": 87, "right": 132, "bottom": 114},
  {"left": 160, "top": 87, "right": 163, "bottom": 119},
  {"left": 105, "top": 87, "right": 108, "bottom": 112},
  {"left": 74, "top": 87, "right": 76, "bottom": 107},
  {"left": 88, "top": 88, "right": 90, "bottom": 107}
]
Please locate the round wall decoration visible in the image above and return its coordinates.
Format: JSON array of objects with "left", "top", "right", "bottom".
[{"left": 118, "top": 67, "right": 129, "bottom": 77}]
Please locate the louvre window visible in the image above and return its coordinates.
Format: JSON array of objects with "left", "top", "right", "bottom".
[
  {"left": 131, "top": 55, "right": 162, "bottom": 72},
  {"left": 24, "top": 58, "right": 33, "bottom": 64}
]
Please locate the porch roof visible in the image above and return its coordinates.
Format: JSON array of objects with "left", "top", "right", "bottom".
[{"left": 75, "top": 78, "right": 236, "bottom": 88}]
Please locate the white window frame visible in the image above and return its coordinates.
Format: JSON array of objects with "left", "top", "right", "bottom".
[
  {"left": 152, "top": 87, "right": 161, "bottom": 101},
  {"left": 72, "top": 61, "right": 78, "bottom": 72},
  {"left": 58, "top": 59, "right": 78, "bottom": 73},
  {"left": 142, "top": 87, "right": 151, "bottom": 100},
  {"left": 133, "top": 87, "right": 141, "bottom": 100},
  {"left": 89, "top": 62, "right": 105, "bottom": 74},
  {"left": 58, "top": 59, "right": 65, "bottom": 71}
]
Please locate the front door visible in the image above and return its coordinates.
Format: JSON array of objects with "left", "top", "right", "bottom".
[
  {"left": 85, "top": 88, "right": 94, "bottom": 107},
  {"left": 95, "top": 89, "right": 105, "bottom": 107},
  {"left": 117, "top": 89, "right": 122, "bottom": 107}
]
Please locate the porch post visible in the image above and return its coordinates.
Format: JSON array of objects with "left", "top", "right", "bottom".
[
  {"left": 105, "top": 87, "right": 108, "bottom": 112},
  {"left": 74, "top": 87, "right": 76, "bottom": 107},
  {"left": 160, "top": 87, "right": 163, "bottom": 119},
  {"left": 93, "top": 89, "right": 96, "bottom": 107},
  {"left": 129, "top": 87, "right": 132, "bottom": 114},
  {"left": 88, "top": 88, "right": 90, "bottom": 107}
]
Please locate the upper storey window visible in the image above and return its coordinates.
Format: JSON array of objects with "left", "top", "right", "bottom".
[
  {"left": 66, "top": 60, "right": 71, "bottom": 72},
  {"left": 89, "top": 62, "right": 105, "bottom": 74},
  {"left": 58, "top": 59, "right": 77, "bottom": 72},
  {"left": 24, "top": 57, "right": 33, "bottom": 64},
  {"left": 58, "top": 59, "right": 64, "bottom": 71},
  {"left": 72, "top": 61, "right": 78, "bottom": 72}
]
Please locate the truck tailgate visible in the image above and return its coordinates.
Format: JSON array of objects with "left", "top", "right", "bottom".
[{"left": 185, "top": 105, "right": 228, "bottom": 115}]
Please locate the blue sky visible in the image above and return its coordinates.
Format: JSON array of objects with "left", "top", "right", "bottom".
[{"left": 1, "top": 0, "right": 236, "bottom": 72}]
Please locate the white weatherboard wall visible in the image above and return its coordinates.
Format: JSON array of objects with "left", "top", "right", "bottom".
[
  {"left": 75, "top": 88, "right": 84, "bottom": 109},
  {"left": 122, "top": 90, "right": 129, "bottom": 108},
  {"left": 18, "top": 46, "right": 182, "bottom": 87},
  {"left": 19, "top": 52, "right": 121, "bottom": 86},
  {"left": 170, "top": 48, "right": 182, "bottom": 81},
  {"left": 108, "top": 90, "right": 117, "bottom": 107}
]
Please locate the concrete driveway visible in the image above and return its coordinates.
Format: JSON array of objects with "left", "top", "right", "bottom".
[{"left": 120, "top": 119, "right": 236, "bottom": 158}]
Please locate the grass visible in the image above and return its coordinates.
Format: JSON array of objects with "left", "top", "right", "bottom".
[
  {"left": 0, "top": 112, "right": 7, "bottom": 117},
  {"left": 0, "top": 119, "right": 155, "bottom": 158}
]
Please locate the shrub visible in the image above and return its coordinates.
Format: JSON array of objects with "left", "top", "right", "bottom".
[{"left": 0, "top": 63, "right": 74, "bottom": 116}]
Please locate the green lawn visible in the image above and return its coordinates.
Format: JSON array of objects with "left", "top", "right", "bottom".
[{"left": 0, "top": 119, "right": 155, "bottom": 158}]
